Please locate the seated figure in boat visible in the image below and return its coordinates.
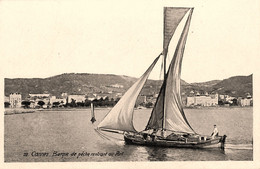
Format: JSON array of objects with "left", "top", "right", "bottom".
[{"left": 211, "top": 124, "right": 219, "bottom": 138}]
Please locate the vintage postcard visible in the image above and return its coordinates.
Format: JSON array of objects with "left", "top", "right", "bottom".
[{"left": 0, "top": 0, "right": 259, "bottom": 169}]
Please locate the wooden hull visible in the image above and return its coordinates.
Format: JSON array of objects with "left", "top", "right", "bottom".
[{"left": 124, "top": 134, "right": 227, "bottom": 149}]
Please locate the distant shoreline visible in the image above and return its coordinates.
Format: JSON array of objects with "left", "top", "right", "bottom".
[{"left": 4, "top": 106, "right": 253, "bottom": 115}]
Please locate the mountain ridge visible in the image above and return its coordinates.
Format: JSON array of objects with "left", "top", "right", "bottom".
[{"left": 4, "top": 73, "right": 252, "bottom": 99}]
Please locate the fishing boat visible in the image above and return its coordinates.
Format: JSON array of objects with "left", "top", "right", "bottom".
[{"left": 96, "top": 7, "right": 227, "bottom": 149}]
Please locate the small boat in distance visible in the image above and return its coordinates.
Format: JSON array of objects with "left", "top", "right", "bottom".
[{"left": 96, "top": 7, "right": 226, "bottom": 149}]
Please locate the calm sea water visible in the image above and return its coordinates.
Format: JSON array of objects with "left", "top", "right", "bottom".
[{"left": 4, "top": 107, "right": 253, "bottom": 162}]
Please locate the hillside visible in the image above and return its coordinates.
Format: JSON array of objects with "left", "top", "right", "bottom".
[
  {"left": 210, "top": 74, "right": 253, "bottom": 97},
  {"left": 5, "top": 73, "right": 134, "bottom": 99},
  {"left": 4, "top": 73, "right": 252, "bottom": 99}
]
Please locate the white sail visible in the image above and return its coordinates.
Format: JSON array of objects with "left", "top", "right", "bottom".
[
  {"left": 163, "top": 9, "right": 194, "bottom": 134},
  {"left": 163, "top": 7, "right": 190, "bottom": 57},
  {"left": 98, "top": 55, "right": 161, "bottom": 132},
  {"left": 146, "top": 8, "right": 194, "bottom": 134}
]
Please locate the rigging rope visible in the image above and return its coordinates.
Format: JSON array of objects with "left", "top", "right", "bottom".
[
  {"left": 95, "top": 128, "right": 124, "bottom": 142},
  {"left": 159, "top": 56, "right": 164, "bottom": 80},
  {"left": 94, "top": 128, "right": 110, "bottom": 140}
]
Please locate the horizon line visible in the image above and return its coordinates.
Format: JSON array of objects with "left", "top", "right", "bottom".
[{"left": 4, "top": 72, "right": 253, "bottom": 84}]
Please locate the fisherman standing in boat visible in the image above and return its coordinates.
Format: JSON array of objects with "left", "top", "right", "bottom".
[
  {"left": 211, "top": 125, "right": 219, "bottom": 138},
  {"left": 161, "top": 129, "right": 166, "bottom": 138},
  {"left": 151, "top": 129, "right": 158, "bottom": 141}
]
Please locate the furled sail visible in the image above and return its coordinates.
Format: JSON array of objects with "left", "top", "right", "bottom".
[
  {"left": 146, "top": 8, "right": 195, "bottom": 134},
  {"left": 98, "top": 55, "right": 161, "bottom": 132},
  {"left": 163, "top": 7, "right": 190, "bottom": 57}
]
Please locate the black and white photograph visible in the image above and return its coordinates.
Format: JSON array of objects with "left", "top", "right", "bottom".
[{"left": 1, "top": 0, "right": 259, "bottom": 168}]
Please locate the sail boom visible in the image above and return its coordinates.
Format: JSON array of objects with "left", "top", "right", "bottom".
[{"left": 99, "top": 128, "right": 124, "bottom": 134}]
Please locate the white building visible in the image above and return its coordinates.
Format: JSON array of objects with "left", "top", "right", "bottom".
[
  {"left": 29, "top": 93, "right": 50, "bottom": 98},
  {"left": 28, "top": 93, "right": 51, "bottom": 108},
  {"left": 238, "top": 98, "right": 253, "bottom": 106},
  {"left": 67, "top": 95, "right": 86, "bottom": 103},
  {"left": 86, "top": 93, "right": 96, "bottom": 101},
  {"left": 110, "top": 84, "right": 124, "bottom": 88},
  {"left": 4, "top": 96, "right": 9, "bottom": 102},
  {"left": 9, "top": 93, "right": 22, "bottom": 108},
  {"left": 50, "top": 96, "right": 67, "bottom": 105},
  {"left": 61, "top": 93, "right": 68, "bottom": 98},
  {"left": 187, "top": 94, "right": 218, "bottom": 107}
]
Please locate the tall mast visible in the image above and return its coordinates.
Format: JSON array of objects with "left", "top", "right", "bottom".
[
  {"left": 162, "top": 54, "right": 167, "bottom": 131},
  {"left": 145, "top": 7, "right": 191, "bottom": 132},
  {"left": 162, "top": 7, "right": 191, "bottom": 132},
  {"left": 162, "top": 8, "right": 167, "bottom": 131}
]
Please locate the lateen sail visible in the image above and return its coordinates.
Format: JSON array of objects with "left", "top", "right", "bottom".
[
  {"left": 98, "top": 55, "right": 161, "bottom": 132},
  {"left": 163, "top": 7, "right": 190, "bottom": 57},
  {"left": 145, "top": 80, "right": 165, "bottom": 130},
  {"left": 164, "top": 9, "right": 194, "bottom": 133},
  {"left": 146, "top": 8, "right": 195, "bottom": 134}
]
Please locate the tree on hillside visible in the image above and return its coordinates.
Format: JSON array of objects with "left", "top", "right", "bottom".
[
  {"left": 70, "top": 99, "right": 77, "bottom": 107},
  {"left": 4, "top": 102, "right": 10, "bottom": 108},
  {"left": 76, "top": 102, "right": 84, "bottom": 107},
  {"left": 37, "top": 101, "right": 45, "bottom": 107},
  {"left": 21, "top": 101, "right": 31, "bottom": 108},
  {"left": 145, "top": 102, "right": 153, "bottom": 108},
  {"left": 84, "top": 100, "right": 91, "bottom": 107},
  {"left": 115, "top": 97, "right": 120, "bottom": 103},
  {"left": 52, "top": 102, "right": 60, "bottom": 107}
]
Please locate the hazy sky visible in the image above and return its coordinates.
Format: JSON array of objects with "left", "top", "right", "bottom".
[{"left": 0, "top": 0, "right": 259, "bottom": 83}]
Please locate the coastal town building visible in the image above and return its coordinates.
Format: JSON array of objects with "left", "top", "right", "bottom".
[
  {"left": 186, "top": 93, "right": 218, "bottom": 107},
  {"left": 237, "top": 94, "right": 253, "bottom": 106},
  {"left": 238, "top": 98, "right": 253, "bottom": 106},
  {"left": 219, "top": 94, "right": 225, "bottom": 100},
  {"left": 9, "top": 93, "right": 22, "bottom": 108},
  {"left": 29, "top": 101, "right": 37, "bottom": 108},
  {"left": 67, "top": 94, "right": 86, "bottom": 103},
  {"left": 61, "top": 93, "right": 68, "bottom": 99},
  {"left": 86, "top": 93, "right": 96, "bottom": 101},
  {"left": 115, "top": 93, "right": 123, "bottom": 98},
  {"left": 4, "top": 89, "right": 253, "bottom": 109},
  {"left": 4, "top": 96, "right": 9, "bottom": 102},
  {"left": 50, "top": 96, "right": 67, "bottom": 105},
  {"left": 29, "top": 93, "right": 50, "bottom": 99},
  {"left": 109, "top": 84, "right": 124, "bottom": 88},
  {"left": 28, "top": 93, "right": 51, "bottom": 108}
]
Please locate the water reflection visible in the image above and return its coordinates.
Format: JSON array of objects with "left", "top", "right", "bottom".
[
  {"left": 97, "top": 138, "right": 229, "bottom": 161},
  {"left": 144, "top": 147, "right": 168, "bottom": 161},
  {"left": 137, "top": 145, "right": 226, "bottom": 161}
]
